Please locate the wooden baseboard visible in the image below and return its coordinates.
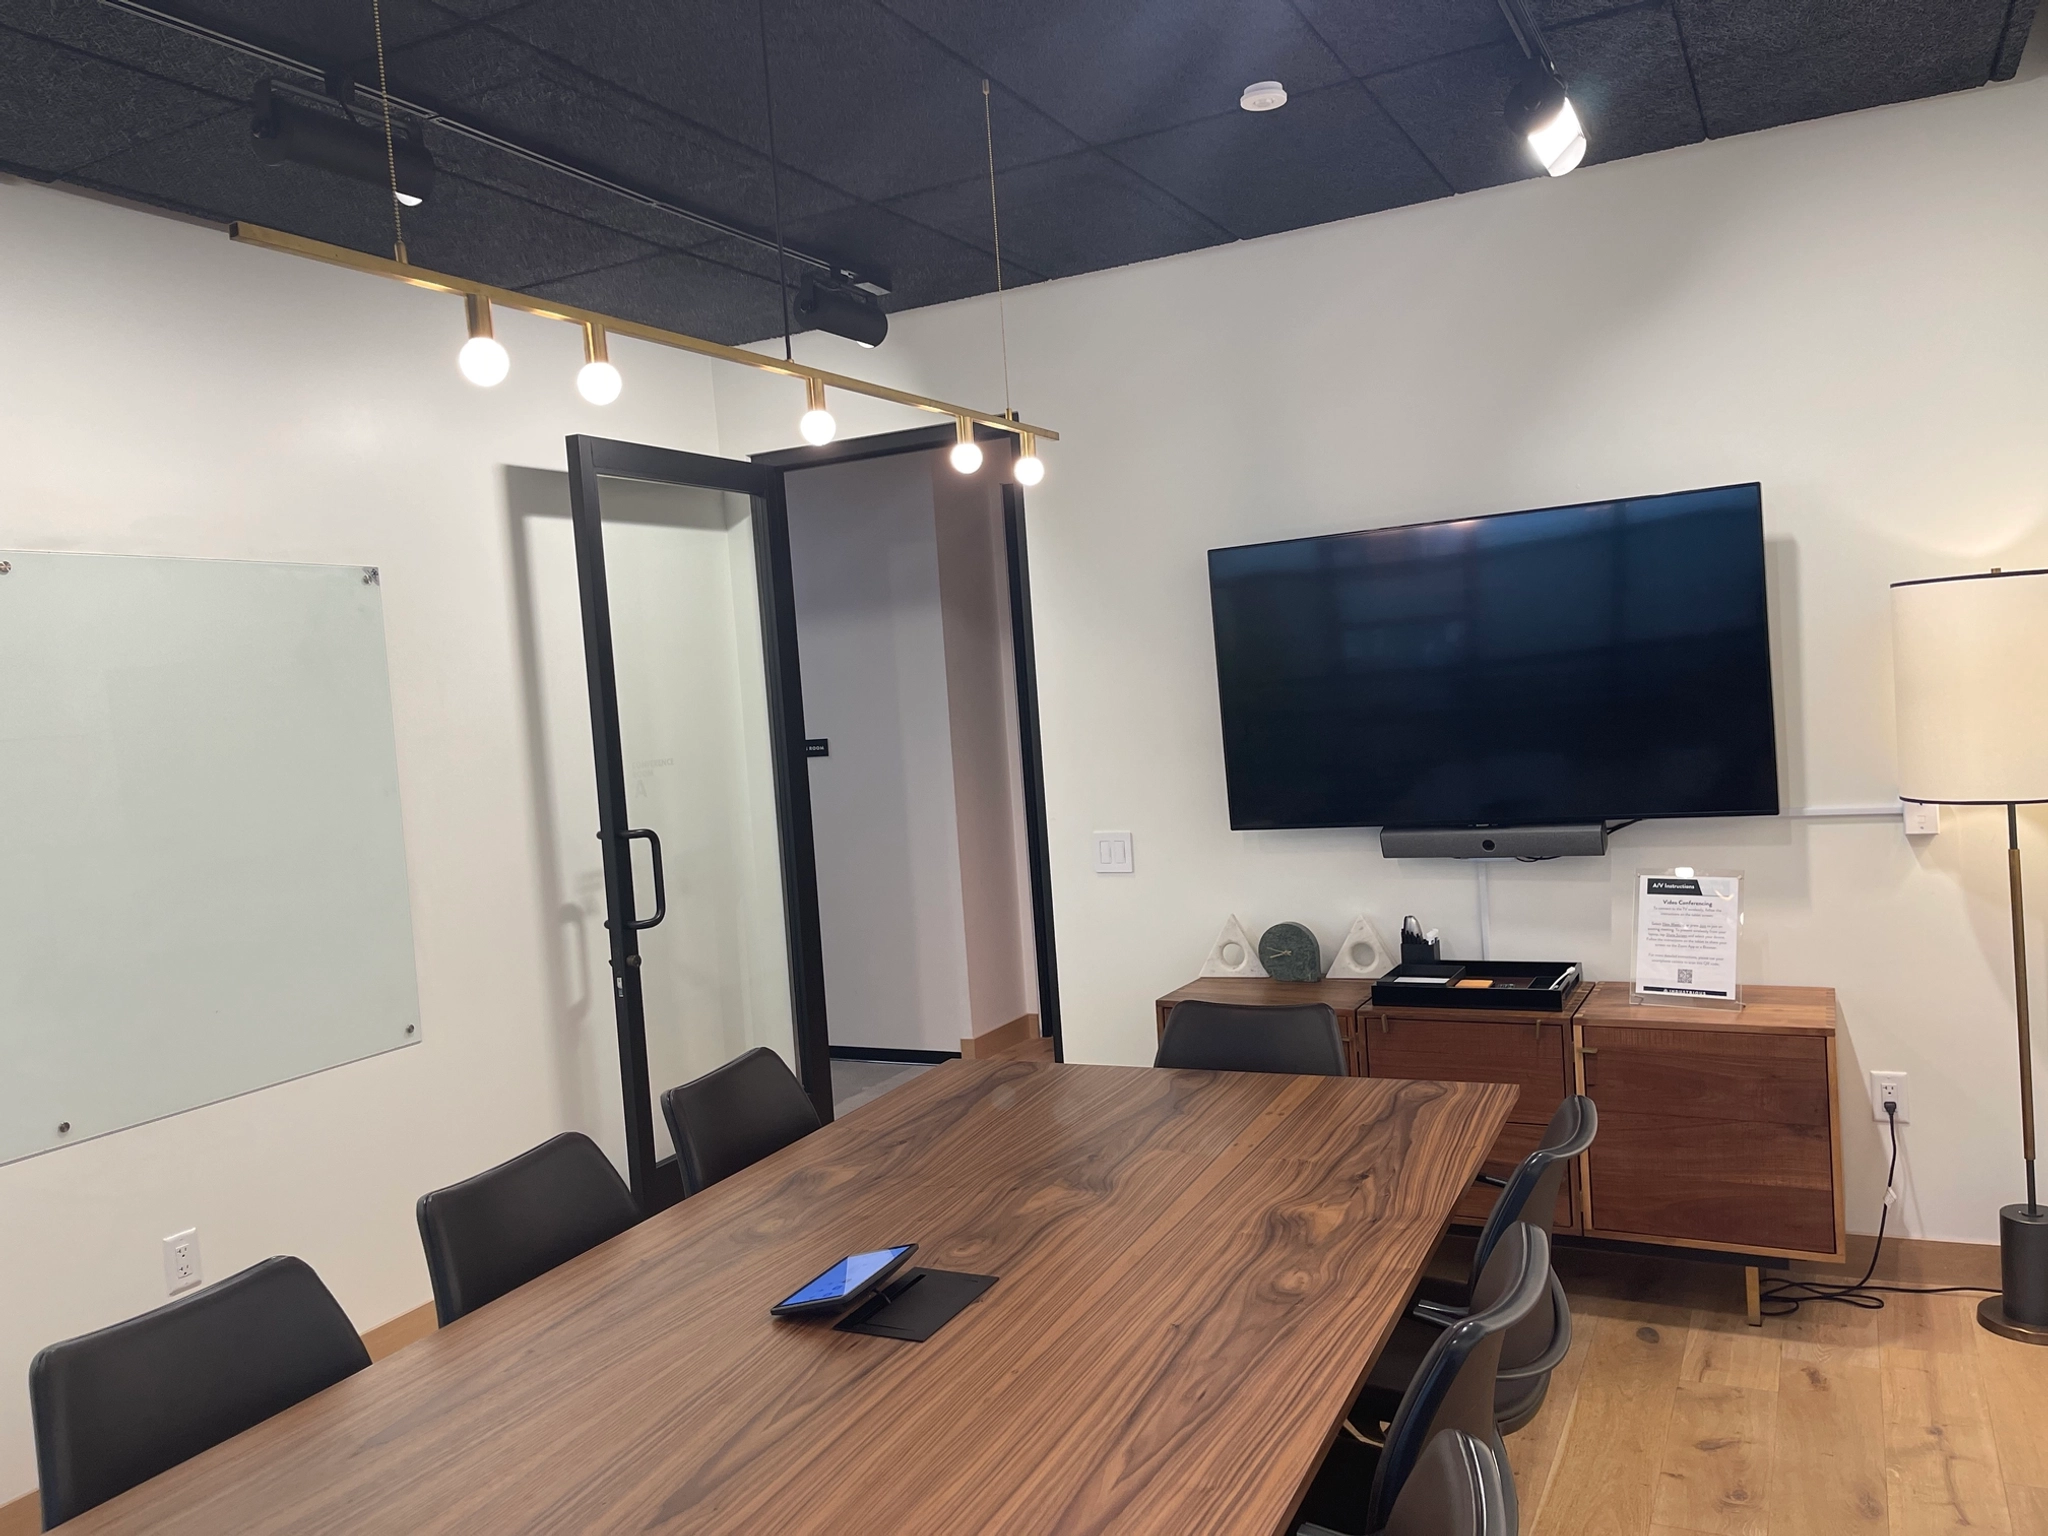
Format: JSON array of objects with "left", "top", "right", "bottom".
[
  {"left": 0, "top": 1299, "right": 437, "bottom": 1526},
  {"left": 1789, "top": 1233, "right": 2000, "bottom": 1289},
  {"left": 960, "top": 1013, "right": 1040, "bottom": 1060}
]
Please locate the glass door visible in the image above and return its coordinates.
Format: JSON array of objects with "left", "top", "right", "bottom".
[{"left": 567, "top": 436, "right": 830, "bottom": 1208}]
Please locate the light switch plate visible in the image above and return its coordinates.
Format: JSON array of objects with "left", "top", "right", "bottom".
[
  {"left": 1902, "top": 801, "right": 1941, "bottom": 836},
  {"left": 1092, "top": 831, "right": 1134, "bottom": 874}
]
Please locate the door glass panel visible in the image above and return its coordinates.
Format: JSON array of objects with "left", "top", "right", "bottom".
[{"left": 598, "top": 476, "right": 795, "bottom": 1154}]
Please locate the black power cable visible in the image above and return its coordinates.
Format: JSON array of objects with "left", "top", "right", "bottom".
[{"left": 1758, "top": 1100, "right": 1997, "bottom": 1316}]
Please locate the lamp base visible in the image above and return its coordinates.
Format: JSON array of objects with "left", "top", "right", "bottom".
[{"left": 1976, "top": 1203, "right": 2048, "bottom": 1345}]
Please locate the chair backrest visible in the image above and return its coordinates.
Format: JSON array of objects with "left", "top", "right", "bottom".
[
  {"left": 1381, "top": 1429, "right": 1511, "bottom": 1536},
  {"left": 1154, "top": 1000, "right": 1347, "bottom": 1076},
  {"left": 1366, "top": 1224, "right": 1549, "bottom": 1535},
  {"left": 660, "top": 1046, "right": 823, "bottom": 1196},
  {"left": 1467, "top": 1093, "right": 1596, "bottom": 1293},
  {"left": 30, "top": 1256, "right": 369, "bottom": 1528},
  {"left": 416, "top": 1131, "right": 640, "bottom": 1326}
]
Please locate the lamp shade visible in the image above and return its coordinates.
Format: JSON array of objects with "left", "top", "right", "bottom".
[{"left": 1892, "top": 569, "right": 2048, "bottom": 804}]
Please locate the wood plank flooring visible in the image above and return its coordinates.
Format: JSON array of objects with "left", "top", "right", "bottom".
[{"left": 1513, "top": 1249, "right": 2048, "bottom": 1536}]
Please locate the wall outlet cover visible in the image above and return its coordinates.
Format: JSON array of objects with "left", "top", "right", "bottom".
[
  {"left": 1869, "top": 1071, "right": 1910, "bottom": 1124},
  {"left": 1902, "top": 802, "right": 1941, "bottom": 836},
  {"left": 163, "top": 1228, "right": 201, "bottom": 1294}
]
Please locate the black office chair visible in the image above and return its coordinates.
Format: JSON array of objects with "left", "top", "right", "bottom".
[
  {"left": 1153, "top": 999, "right": 1347, "bottom": 1076},
  {"left": 416, "top": 1131, "right": 640, "bottom": 1326},
  {"left": 1359, "top": 1095, "right": 1597, "bottom": 1435},
  {"left": 661, "top": 1046, "right": 823, "bottom": 1196},
  {"left": 1303, "top": 1429, "right": 1511, "bottom": 1536},
  {"left": 1294, "top": 1223, "right": 1550, "bottom": 1536},
  {"left": 29, "top": 1256, "right": 369, "bottom": 1529}
]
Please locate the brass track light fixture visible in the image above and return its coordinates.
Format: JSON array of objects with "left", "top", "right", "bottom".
[
  {"left": 225, "top": 223, "right": 1057, "bottom": 446},
  {"left": 577, "top": 323, "right": 622, "bottom": 405},
  {"left": 799, "top": 376, "right": 836, "bottom": 445},
  {"left": 949, "top": 416, "right": 984, "bottom": 475}
]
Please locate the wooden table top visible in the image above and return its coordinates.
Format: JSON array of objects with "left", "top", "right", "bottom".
[
  {"left": 62, "top": 1061, "right": 1515, "bottom": 1535},
  {"left": 1579, "top": 980, "right": 1838, "bottom": 1036}
]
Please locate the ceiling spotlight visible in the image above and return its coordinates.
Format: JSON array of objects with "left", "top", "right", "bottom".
[
  {"left": 1505, "top": 67, "right": 1586, "bottom": 176},
  {"left": 576, "top": 322, "right": 622, "bottom": 404},
  {"left": 458, "top": 294, "right": 509, "bottom": 387},
  {"left": 1240, "top": 80, "right": 1288, "bottom": 113},
  {"left": 1013, "top": 431, "right": 1044, "bottom": 487},
  {"left": 796, "top": 274, "right": 888, "bottom": 348},
  {"left": 250, "top": 80, "right": 434, "bottom": 205},
  {"left": 798, "top": 376, "right": 837, "bottom": 445},
  {"left": 949, "top": 417, "right": 983, "bottom": 475}
]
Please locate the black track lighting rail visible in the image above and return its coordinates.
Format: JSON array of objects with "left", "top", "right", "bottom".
[
  {"left": 1494, "top": 0, "right": 1559, "bottom": 74},
  {"left": 95, "top": 0, "right": 892, "bottom": 295}
]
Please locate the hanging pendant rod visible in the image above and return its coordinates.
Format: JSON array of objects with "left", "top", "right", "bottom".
[{"left": 227, "top": 222, "right": 1057, "bottom": 441}]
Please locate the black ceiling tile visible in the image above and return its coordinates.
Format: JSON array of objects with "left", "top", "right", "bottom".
[
  {"left": 1675, "top": 0, "right": 2011, "bottom": 138},
  {"left": 1547, "top": 5, "right": 1704, "bottom": 165},
  {"left": 1993, "top": 0, "right": 2039, "bottom": 78},
  {"left": 887, "top": 150, "right": 1229, "bottom": 280},
  {"left": 1, "top": 4, "right": 270, "bottom": 101},
  {"left": 424, "top": 130, "right": 722, "bottom": 250},
  {"left": 161, "top": 0, "right": 468, "bottom": 65},
  {"left": 1291, "top": 0, "right": 1510, "bottom": 76},
  {"left": 488, "top": 0, "right": 773, "bottom": 151},
  {"left": 1104, "top": 82, "right": 1448, "bottom": 240},
  {"left": 781, "top": 200, "right": 1046, "bottom": 309},
  {"left": 0, "top": 28, "right": 233, "bottom": 175},
  {"left": 1365, "top": 39, "right": 1541, "bottom": 193},
  {"left": 525, "top": 248, "right": 790, "bottom": 344},
  {"left": 754, "top": 0, "right": 1084, "bottom": 200},
  {"left": 441, "top": 64, "right": 853, "bottom": 229},
  {"left": 385, "top": 19, "right": 550, "bottom": 101},
  {"left": 874, "top": 0, "right": 1348, "bottom": 142}
]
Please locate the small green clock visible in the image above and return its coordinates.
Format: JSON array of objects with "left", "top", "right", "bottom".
[{"left": 1258, "top": 921, "right": 1322, "bottom": 982}]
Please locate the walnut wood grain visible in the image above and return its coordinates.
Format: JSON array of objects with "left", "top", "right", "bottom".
[
  {"left": 1577, "top": 981, "right": 1838, "bottom": 1037},
  {"left": 1360, "top": 1013, "right": 1572, "bottom": 1126},
  {"left": 56, "top": 1061, "right": 1515, "bottom": 1535}
]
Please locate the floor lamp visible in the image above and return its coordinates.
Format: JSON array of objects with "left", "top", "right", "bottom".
[{"left": 1893, "top": 568, "right": 2048, "bottom": 1343}]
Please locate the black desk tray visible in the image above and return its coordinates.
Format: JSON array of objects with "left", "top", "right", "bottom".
[{"left": 1371, "top": 961, "right": 1581, "bottom": 1013}]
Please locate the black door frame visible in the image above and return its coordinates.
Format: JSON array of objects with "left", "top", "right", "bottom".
[
  {"left": 566, "top": 434, "right": 833, "bottom": 1211},
  {"left": 753, "top": 424, "right": 1063, "bottom": 1061}
]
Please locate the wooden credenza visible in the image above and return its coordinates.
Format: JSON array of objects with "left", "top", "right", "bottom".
[{"left": 1155, "top": 975, "right": 1845, "bottom": 1268}]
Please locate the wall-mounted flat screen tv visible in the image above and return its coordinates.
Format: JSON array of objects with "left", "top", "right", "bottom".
[{"left": 1207, "top": 483, "right": 1780, "bottom": 831}]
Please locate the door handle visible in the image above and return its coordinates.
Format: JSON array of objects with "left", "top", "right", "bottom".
[{"left": 624, "top": 827, "right": 666, "bottom": 930}]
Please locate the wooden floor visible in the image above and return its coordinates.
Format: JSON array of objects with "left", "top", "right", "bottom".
[{"left": 1505, "top": 1248, "right": 2048, "bottom": 1536}]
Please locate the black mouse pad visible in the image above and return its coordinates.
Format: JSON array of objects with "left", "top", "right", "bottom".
[{"left": 833, "top": 1268, "right": 998, "bottom": 1342}]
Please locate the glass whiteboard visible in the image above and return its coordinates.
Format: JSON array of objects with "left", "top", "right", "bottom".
[{"left": 0, "top": 551, "right": 421, "bottom": 1164}]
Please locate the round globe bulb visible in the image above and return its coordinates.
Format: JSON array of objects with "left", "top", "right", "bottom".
[
  {"left": 1013, "top": 453, "right": 1045, "bottom": 487},
  {"left": 799, "top": 407, "right": 837, "bottom": 445},
  {"left": 949, "top": 439, "right": 984, "bottom": 475},
  {"left": 457, "top": 335, "right": 510, "bottom": 387},
  {"left": 576, "top": 359, "right": 622, "bottom": 405}
]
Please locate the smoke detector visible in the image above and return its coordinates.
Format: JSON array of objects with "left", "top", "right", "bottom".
[{"left": 1240, "top": 80, "right": 1288, "bottom": 112}]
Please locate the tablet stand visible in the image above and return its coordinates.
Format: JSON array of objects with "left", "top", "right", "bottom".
[{"left": 834, "top": 1269, "right": 997, "bottom": 1341}]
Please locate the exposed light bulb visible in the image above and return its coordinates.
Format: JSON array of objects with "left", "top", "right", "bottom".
[
  {"left": 798, "top": 377, "right": 836, "bottom": 444},
  {"left": 1012, "top": 430, "right": 1044, "bottom": 486},
  {"left": 1528, "top": 97, "right": 1586, "bottom": 177},
  {"left": 577, "top": 360, "right": 622, "bottom": 404},
  {"left": 950, "top": 440, "right": 983, "bottom": 474},
  {"left": 395, "top": 191, "right": 424, "bottom": 207},
  {"left": 459, "top": 293, "right": 509, "bottom": 386},
  {"left": 458, "top": 334, "right": 509, "bottom": 387}
]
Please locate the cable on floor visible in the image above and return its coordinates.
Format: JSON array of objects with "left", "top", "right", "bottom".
[{"left": 1757, "top": 1101, "right": 1998, "bottom": 1316}]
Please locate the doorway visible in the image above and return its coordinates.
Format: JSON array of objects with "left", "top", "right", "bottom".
[{"left": 565, "top": 427, "right": 1059, "bottom": 1208}]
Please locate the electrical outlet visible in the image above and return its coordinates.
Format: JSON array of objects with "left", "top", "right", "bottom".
[
  {"left": 1902, "top": 801, "right": 1941, "bottom": 836},
  {"left": 1869, "top": 1071, "right": 1910, "bottom": 1124},
  {"left": 162, "top": 1228, "right": 201, "bottom": 1294}
]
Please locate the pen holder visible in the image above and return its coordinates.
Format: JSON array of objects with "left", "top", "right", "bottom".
[{"left": 1400, "top": 934, "right": 1442, "bottom": 966}]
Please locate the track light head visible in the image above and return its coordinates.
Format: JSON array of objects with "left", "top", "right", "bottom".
[
  {"left": 1505, "top": 66, "right": 1586, "bottom": 177},
  {"left": 576, "top": 323, "right": 621, "bottom": 404},
  {"left": 1013, "top": 431, "right": 1045, "bottom": 487},
  {"left": 251, "top": 80, "right": 435, "bottom": 205},
  {"left": 458, "top": 293, "right": 509, "bottom": 387},
  {"left": 798, "top": 376, "right": 837, "bottom": 445},
  {"left": 795, "top": 275, "right": 889, "bottom": 349},
  {"left": 950, "top": 417, "right": 984, "bottom": 475}
]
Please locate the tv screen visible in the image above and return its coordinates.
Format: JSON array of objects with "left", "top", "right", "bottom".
[{"left": 1207, "top": 483, "right": 1779, "bottom": 831}]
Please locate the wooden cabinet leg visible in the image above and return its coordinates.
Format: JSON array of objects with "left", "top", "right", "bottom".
[{"left": 1744, "top": 1265, "right": 1762, "bottom": 1327}]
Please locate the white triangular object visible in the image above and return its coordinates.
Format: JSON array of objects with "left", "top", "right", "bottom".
[
  {"left": 1198, "top": 915, "right": 1267, "bottom": 977},
  {"left": 1324, "top": 915, "right": 1395, "bottom": 979}
]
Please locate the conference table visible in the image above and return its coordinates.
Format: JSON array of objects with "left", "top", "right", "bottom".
[{"left": 62, "top": 1059, "right": 1515, "bottom": 1534}]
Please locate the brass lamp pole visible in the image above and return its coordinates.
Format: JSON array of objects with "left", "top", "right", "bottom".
[{"left": 1893, "top": 569, "right": 2048, "bottom": 1343}]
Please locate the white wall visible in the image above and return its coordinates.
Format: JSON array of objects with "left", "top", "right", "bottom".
[
  {"left": 715, "top": 68, "right": 2048, "bottom": 1246},
  {"left": 787, "top": 454, "right": 973, "bottom": 1053},
  {"left": 0, "top": 176, "right": 725, "bottom": 1501}
]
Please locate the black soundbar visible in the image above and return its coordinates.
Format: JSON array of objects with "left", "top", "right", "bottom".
[{"left": 1379, "top": 824, "right": 1609, "bottom": 859}]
